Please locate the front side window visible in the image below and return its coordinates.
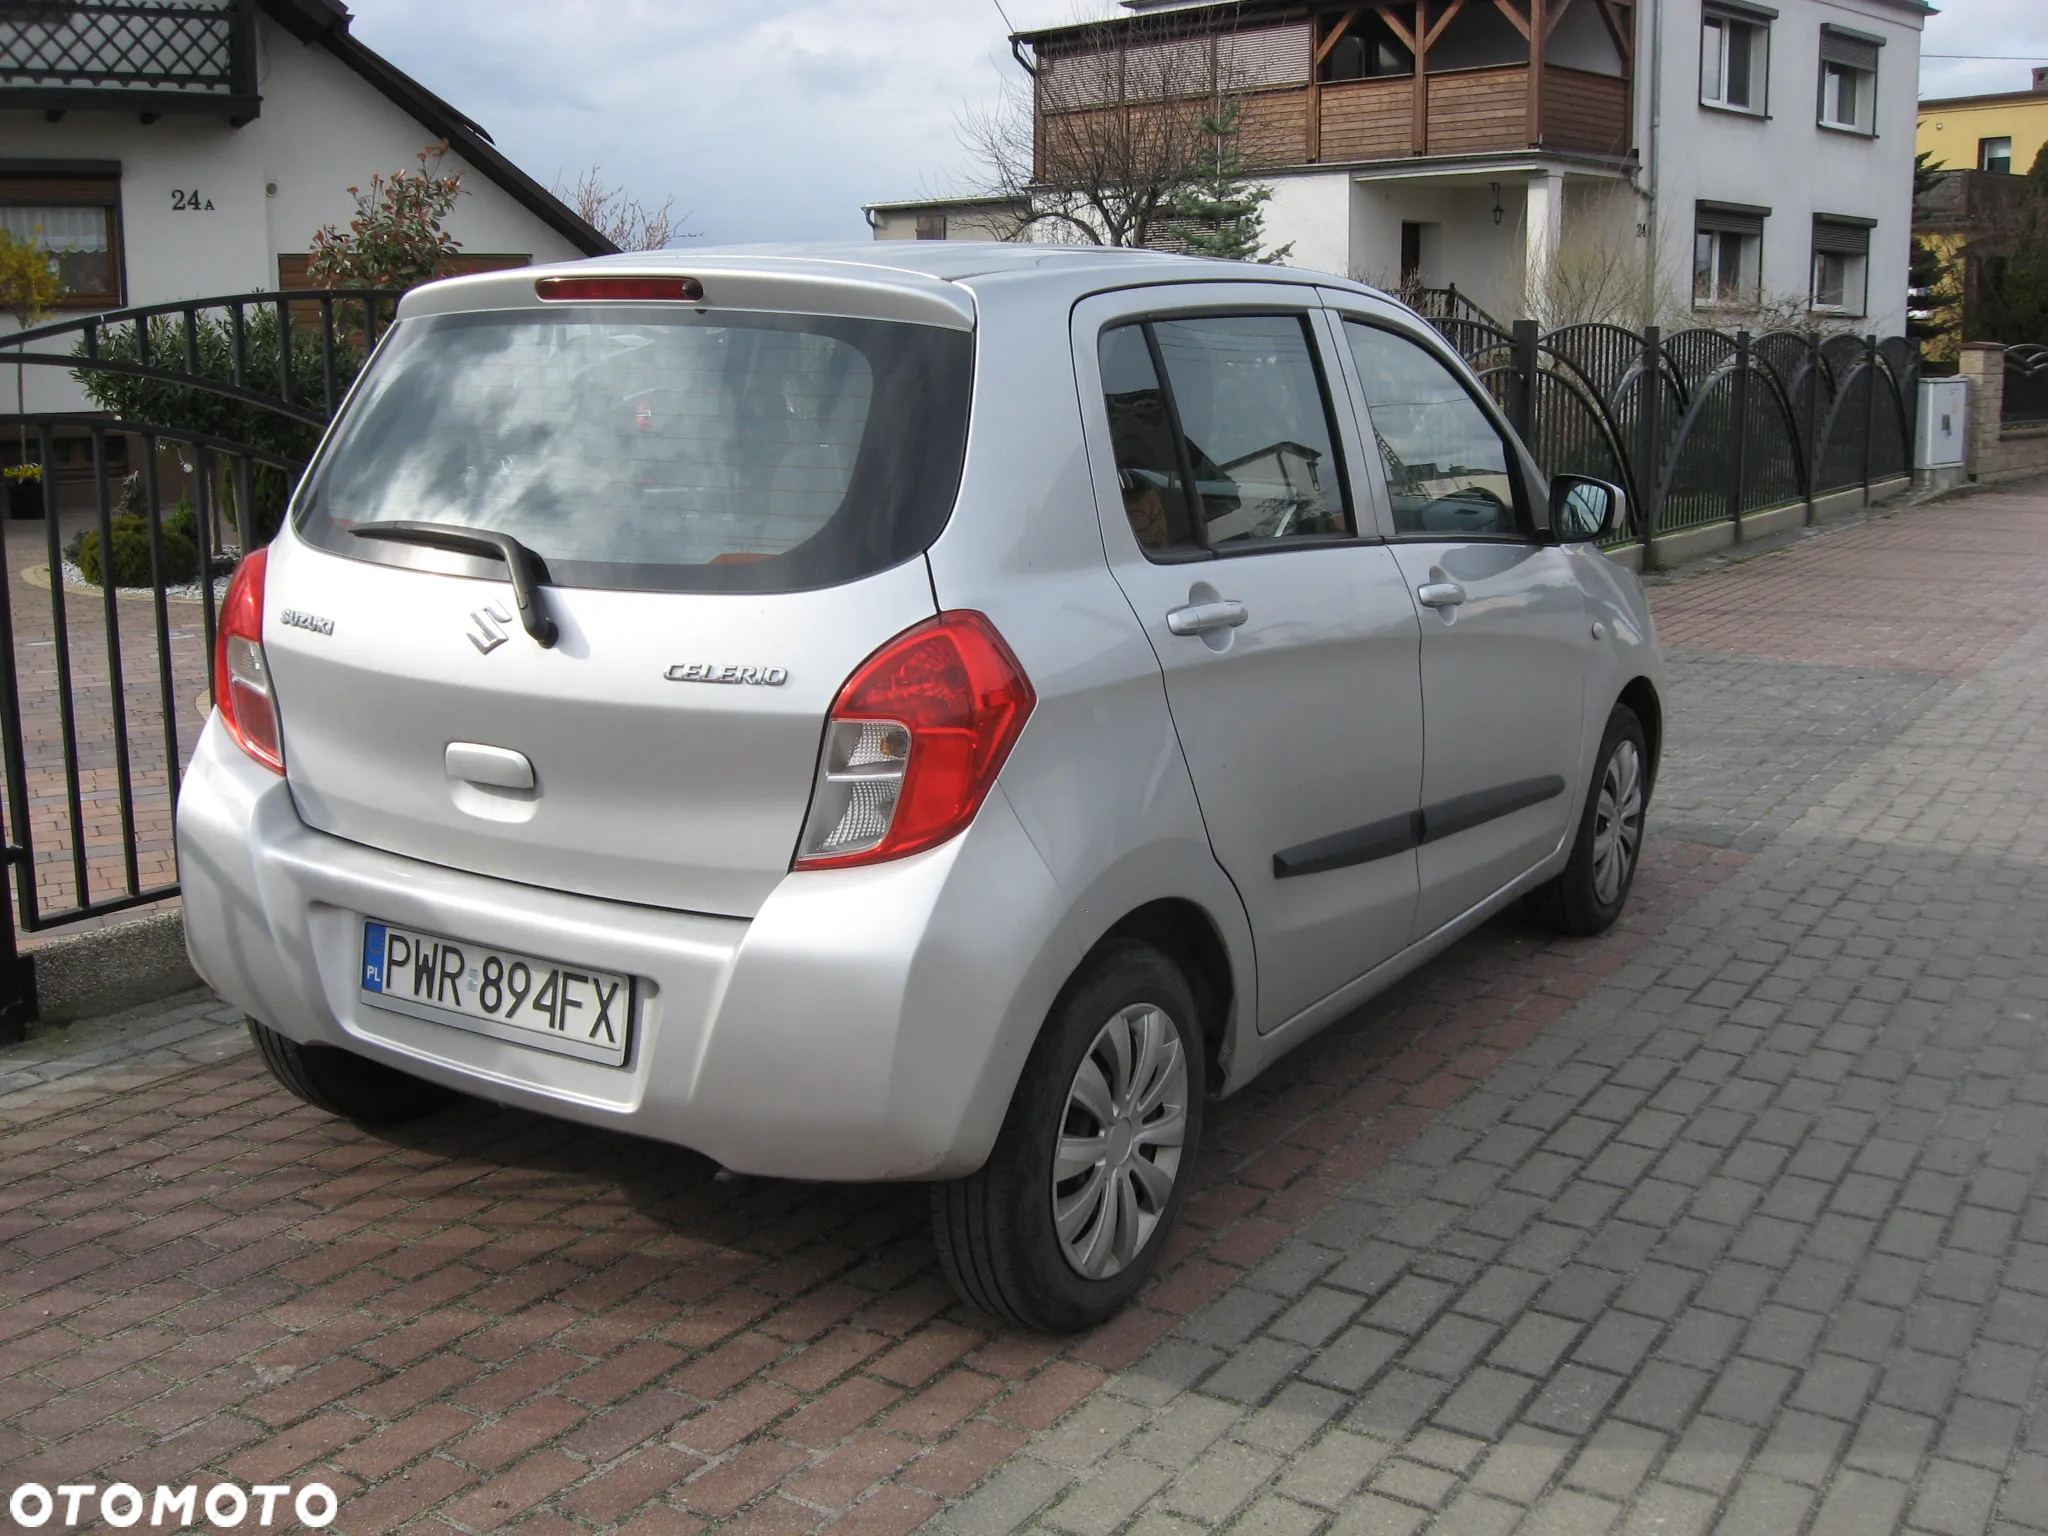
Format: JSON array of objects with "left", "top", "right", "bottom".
[
  {"left": 1981, "top": 136, "right": 2014, "bottom": 174},
  {"left": 298, "top": 308, "right": 973, "bottom": 594},
  {"left": 0, "top": 182, "right": 122, "bottom": 307},
  {"left": 1098, "top": 313, "right": 1353, "bottom": 557},
  {"left": 1701, "top": 14, "right": 1765, "bottom": 112},
  {"left": 1694, "top": 225, "right": 1759, "bottom": 306},
  {"left": 1343, "top": 321, "right": 1521, "bottom": 539}
]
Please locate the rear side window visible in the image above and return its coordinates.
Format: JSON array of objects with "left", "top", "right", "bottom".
[
  {"left": 1098, "top": 313, "right": 1352, "bottom": 558},
  {"left": 1100, "top": 324, "right": 1200, "bottom": 555},
  {"left": 296, "top": 308, "right": 973, "bottom": 594}
]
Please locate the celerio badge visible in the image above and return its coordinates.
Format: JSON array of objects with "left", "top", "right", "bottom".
[{"left": 666, "top": 663, "right": 790, "bottom": 687}]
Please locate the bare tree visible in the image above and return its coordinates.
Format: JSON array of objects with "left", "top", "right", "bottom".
[
  {"left": 557, "top": 167, "right": 692, "bottom": 252},
  {"left": 1495, "top": 186, "right": 1679, "bottom": 330},
  {"left": 961, "top": 5, "right": 1263, "bottom": 249},
  {"left": 1488, "top": 189, "right": 1867, "bottom": 335}
]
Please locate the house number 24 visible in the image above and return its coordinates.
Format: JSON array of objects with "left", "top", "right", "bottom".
[{"left": 170, "top": 189, "right": 216, "bottom": 211}]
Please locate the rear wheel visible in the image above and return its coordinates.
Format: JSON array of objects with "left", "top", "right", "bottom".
[
  {"left": 249, "top": 1020, "right": 461, "bottom": 1123},
  {"left": 932, "top": 941, "right": 1205, "bottom": 1332},
  {"left": 1524, "top": 703, "right": 1648, "bottom": 936}
]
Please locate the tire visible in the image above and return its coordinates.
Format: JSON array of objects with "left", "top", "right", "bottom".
[
  {"left": 1524, "top": 703, "right": 1649, "bottom": 937},
  {"left": 932, "top": 940, "right": 1206, "bottom": 1333},
  {"left": 249, "top": 1020, "right": 462, "bottom": 1123}
]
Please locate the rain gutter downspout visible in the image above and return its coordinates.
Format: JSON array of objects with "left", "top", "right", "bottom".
[{"left": 1643, "top": 0, "right": 1663, "bottom": 318}]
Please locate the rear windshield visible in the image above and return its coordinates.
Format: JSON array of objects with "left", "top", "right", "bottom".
[{"left": 295, "top": 307, "right": 974, "bottom": 593}]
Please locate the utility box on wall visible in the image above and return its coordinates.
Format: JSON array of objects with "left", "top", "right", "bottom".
[
  {"left": 1916, "top": 377, "right": 1969, "bottom": 487},
  {"left": 1917, "top": 378, "right": 1968, "bottom": 467}
]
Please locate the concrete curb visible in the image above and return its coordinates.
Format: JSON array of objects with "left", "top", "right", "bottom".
[
  {"left": 1601, "top": 476, "right": 1912, "bottom": 573},
  {"left": 20, "top": 560, "right": 216, "bottom": 606},
  {"left": 27, "top": 909, "right": 202, "bottom": 1025}
]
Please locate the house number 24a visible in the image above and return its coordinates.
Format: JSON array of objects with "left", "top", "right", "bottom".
[{"left": 170, "top": 189, "right": 215, "bottom": 211}]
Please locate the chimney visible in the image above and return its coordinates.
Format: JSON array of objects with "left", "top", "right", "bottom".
[{"left": 2036, "top": 65, "right": 2048, "bottom": 92}]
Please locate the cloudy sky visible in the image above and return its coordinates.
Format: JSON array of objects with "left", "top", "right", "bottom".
[{"left": 341, "top": 0, "right": 2048, "bottom": 247}]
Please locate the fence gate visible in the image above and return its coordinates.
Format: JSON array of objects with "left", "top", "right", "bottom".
[{"left": 0, "top": 288, "right": 396, "bottom": 1040}]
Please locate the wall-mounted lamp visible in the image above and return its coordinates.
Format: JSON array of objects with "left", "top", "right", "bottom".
[{"left": 1490, "top": 183, "right": 1504, "bottom": 225}]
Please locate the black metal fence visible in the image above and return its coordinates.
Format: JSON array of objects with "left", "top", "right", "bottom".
[
  {"left": 0, "top": 287, "right": 1923, "bottom": 1038},
  {"left": 1427, "top": 317, "right": 1919, "bottom": 557},
  {"left": 0, "top": 288, "right": 397, "bottom": 1037},
  {"left": 2007, "top": 345, "right": 2048, "bottom": 429}
]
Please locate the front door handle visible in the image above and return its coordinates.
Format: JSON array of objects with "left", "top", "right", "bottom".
[
  {"left": 1166, "top": 599, "right": 1249, "bottom": 637},
  {"left": 1417, "top": 582, "right": 1467, "bottom": 610}
]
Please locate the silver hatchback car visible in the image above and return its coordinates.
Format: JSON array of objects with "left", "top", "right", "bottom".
[{"left": 179, "top": 244, "right": 1664, "bottom": 1331}]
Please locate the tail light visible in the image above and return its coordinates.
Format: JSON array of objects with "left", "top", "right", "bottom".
[
  {"left": 216, "top": 548, "right": 284, "bottom": 774},
  {"left": 795, "top": 612, "right": 1035, "bottom": 870}
]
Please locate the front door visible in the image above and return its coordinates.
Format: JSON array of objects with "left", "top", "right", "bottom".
[
  {"left": 1336, "top": 316, "right": 1592, "bottom": 940},
  {"left": 1075, "top": 289, "right": 1426, "bottom": 1033}
]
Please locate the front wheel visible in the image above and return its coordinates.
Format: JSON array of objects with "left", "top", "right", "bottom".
[
  {"left": 1524, "top": 704, "right": 1648, "bottom": 936},
  {"left": 932, "top": 941, "right": 1206, "bottom": 1333}
]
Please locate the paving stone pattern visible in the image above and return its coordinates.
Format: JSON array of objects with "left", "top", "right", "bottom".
[{"left": 0, "top": 486, "right": 2045, "bottom": 1536}]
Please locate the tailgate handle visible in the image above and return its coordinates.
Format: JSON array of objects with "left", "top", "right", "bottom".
[{"left": 445, "top": 742, "right": 535, "bottom": 792}]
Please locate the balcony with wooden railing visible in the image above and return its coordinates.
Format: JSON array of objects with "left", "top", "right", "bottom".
[
  {"left": 1030, "top": 0, "right": 1635, "bottom": 174},
  {"left": 1, "top": 0, "right": 260, "bottom": 121}
]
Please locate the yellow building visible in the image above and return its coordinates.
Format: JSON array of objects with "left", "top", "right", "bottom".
[{"left": 1918, "top": 72, "right": 2048, "bottom": 176}]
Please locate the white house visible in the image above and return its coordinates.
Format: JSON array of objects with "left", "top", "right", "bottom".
[
  {"left": 1, "top": 0, "right": 611, "bottom": 421},
  {"left": 868, "top": 0, "right": 1926, "bottom": 336}
]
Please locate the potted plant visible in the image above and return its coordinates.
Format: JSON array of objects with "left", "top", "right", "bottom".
[{"left": 3, "top": 462, "right": 42, "bottom": 520}]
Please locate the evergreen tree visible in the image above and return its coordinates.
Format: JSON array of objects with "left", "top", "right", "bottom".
[
  {"left": 1168, "top": 102, "right": 1292, "bottom": 264},
  {"left": 1907, "top": 151, "right": 1957, "bottom": 349},
  {"left": 1978, "top": 141, "right": 2048, "bottom": 345}
]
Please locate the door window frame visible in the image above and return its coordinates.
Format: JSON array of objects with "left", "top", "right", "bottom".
[
  {"left": 1319, "top": 304, "right": 1539, "bottom": 546},
  {"left": 1088, "top": 299, "right": 1372, "bottom": 564}
]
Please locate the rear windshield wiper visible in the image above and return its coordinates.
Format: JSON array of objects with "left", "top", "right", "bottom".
[{"left": 351, "top": 522, "right": 559, "bottom": 648}]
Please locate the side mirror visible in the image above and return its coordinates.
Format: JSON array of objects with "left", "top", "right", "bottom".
[{"left": 1550, "top": 475, "right": 1624, "bottom": 543}]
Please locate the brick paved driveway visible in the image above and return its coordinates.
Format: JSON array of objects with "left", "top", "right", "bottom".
[{"left": 4, "top": 483, "right": 2048, "bottom": 1536}]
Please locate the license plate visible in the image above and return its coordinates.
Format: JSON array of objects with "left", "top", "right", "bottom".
[{"left": 359, "top": 921, "right": 633, "bottom": 1067}]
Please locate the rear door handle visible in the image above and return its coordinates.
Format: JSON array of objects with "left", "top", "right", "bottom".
[
  {"left": 1166, "top": 600, "right": 1249, "bottom": 637},
  {"left": 1417, "top": 582, "right": 1467, "bottom": 610}
]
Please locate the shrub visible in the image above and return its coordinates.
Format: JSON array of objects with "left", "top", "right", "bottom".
[
  {"left": 167, "top": 494, "right": 199, "bottom": 546},
  {"left": 77, "top": 516, "right": 200, "bottom": 588}
]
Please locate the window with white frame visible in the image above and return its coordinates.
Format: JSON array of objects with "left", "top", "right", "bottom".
[
  {"left": 1981, "top": 136, "right": 2014, "bottom": 174},
  {"left": 1810, "top": 216, "right": 1872, "bottom": 314},
  {"left": 1701, "top": 7, "right": 1769, "bottom": 114},
  {"left": 1817, "top": 26, "right": 1879, "bottom": 134},
  {"left": 1694, "top": 204, "right": 1766, "bottom": 307}
]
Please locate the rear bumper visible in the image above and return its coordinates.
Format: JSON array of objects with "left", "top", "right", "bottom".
[{"left": 177, "top": 717, "right": 1081, "bottom": 1180}]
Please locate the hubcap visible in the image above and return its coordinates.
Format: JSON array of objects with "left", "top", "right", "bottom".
[
  {"left": 1591, "top": 737, "right": 1644, "bottom": 906},
  {"left": 1052, "top": 1003, "right": 1190, "bottom": 1280}
]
